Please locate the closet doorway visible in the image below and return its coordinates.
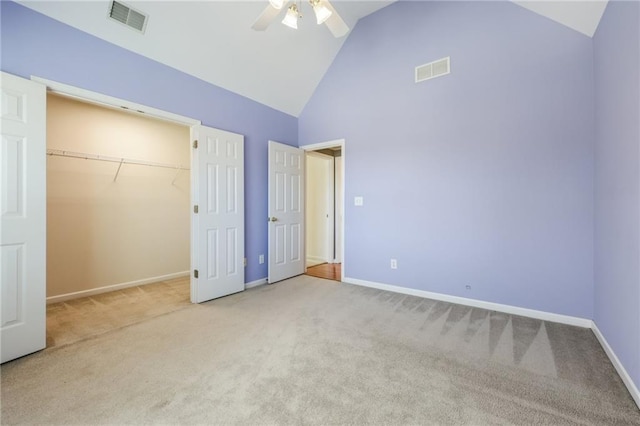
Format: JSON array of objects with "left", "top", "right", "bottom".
[
  {"left": 45, "top": 93, "right": 191, "bottom": 347},
  {"left": 304, "top": 143, "right": 344, "bottom": 282}
]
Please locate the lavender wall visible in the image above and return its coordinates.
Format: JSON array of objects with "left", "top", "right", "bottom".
[
  {"left": 299, "top": 1, "right": 595, "bottom": 318},
  {"left": 593, "top": 0, "right": 640, "bottom": 396},
  {"left": 0, "top": 1, "right": 298, "bottom": 283}
]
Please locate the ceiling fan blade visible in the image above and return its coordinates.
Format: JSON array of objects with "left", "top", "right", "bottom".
[
  {"left": 251, "top": 3, "right": 282, "bottom": 31},
  {"left": 323, "top": 0, "right": 349, "bottom": 37}
]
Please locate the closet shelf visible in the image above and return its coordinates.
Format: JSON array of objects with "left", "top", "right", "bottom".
[{"left": 46, "top": 149, "right": 190, "bottom": 182}]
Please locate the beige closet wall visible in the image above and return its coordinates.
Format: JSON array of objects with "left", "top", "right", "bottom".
[{"left": 46, "top": 94, "right": 190, "bottom": 298}]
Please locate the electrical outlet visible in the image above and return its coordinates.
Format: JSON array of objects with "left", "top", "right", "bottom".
[
  {"left": 354, "top": 196, "right": 364, "bottom": 206},
  {"left": 465, "top": 285, "right": 471, "bottom": 290},
  {"left": 259, "top": 254, "right": 264, "bottom": 264},
  {"left": 390, "top": 259, "right": 398, "bottom": 269}
]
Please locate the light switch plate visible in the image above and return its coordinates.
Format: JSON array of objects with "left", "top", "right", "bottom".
[{"left": 354, "top": 196, "right": 364, "bottom": 206}]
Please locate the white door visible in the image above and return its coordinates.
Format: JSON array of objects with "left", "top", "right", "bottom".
[
  {"left": 268, "top": 141, "right": 305, "bottom": 283},
  {"left": 191, "top": 125, "right": 244, "bottom": 303},
  {"left": 1, "top": 73, "right": 46, "bottom": 363}
]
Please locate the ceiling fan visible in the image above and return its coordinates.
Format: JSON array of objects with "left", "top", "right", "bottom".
[{"left": 252, "top": 0, "right": 349, "bottom": 38}]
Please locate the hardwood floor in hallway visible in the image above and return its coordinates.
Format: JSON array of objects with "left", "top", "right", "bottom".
[{"left": 305, "top": 263, "right": 341, "bottom": 281}]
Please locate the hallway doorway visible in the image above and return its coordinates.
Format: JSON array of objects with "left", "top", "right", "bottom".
[{"left": 302, "top": 139, "right": 345, "bottom": 282}]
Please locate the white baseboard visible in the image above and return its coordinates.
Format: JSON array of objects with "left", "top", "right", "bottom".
[
  {"left": 245, "top": 278, "right": 267, "bottom": 289},
  {"left": 342, "top": 277, "right": 593, "bottom": 328},
  {"left": 592, "top": 322, "right": 640, "bottom": 409},
  {"left": 46, "top": 271, "right": 190, "bottom": 304}
]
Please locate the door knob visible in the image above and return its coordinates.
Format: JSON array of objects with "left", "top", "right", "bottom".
[{"left": 269, "top": 217, "right": 278, "bottom": 222}]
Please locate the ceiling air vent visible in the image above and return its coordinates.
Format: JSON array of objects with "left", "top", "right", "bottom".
[
  {"left": 415, "top": 56, "right": 450, "bottom": 83},
  {"left": 108, "top": 1, "right": 148, "bottom": 33}
]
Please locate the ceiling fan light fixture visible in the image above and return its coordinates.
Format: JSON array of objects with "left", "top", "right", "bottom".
[
  {"left": 311, "top": 1, "right": 332, "bottom": 25},
  {"left": 282, "top": 4, "right": 299, "bottom": 29}
]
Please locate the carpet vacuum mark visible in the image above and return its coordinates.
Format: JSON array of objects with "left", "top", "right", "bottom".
[{"left": 1, "top": 275, "right": 639, "bottom": 424}]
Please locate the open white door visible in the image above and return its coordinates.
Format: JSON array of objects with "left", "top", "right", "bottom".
[
  {"left": 1, "top": 73, "right": 46, "bottom": 363},
  {"left": 191, "top": 125, "right": 244, "bottom": 303},
  {"left": 268, "top": 141, "right": 305, "bottom": 283}
]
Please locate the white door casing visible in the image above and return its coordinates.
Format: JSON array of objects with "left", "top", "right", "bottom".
[
  {"left": 1, "top": 73, "right": 47, "bottom": 363},
  {"left": 268, "top": 141, "right": 305, "bottom": 283},
  {"left": 334, "top": 155, "right": 343, "bottom": 263},
  {"left": 191, "top": 125, "right": 244, "bottom": 303}
]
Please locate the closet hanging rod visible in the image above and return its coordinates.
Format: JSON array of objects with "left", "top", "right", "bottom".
[{"left": 46, "top": 149, "right": 190, "bottom": 171}]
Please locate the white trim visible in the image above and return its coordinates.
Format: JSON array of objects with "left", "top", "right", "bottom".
[
  {"left": 245, "top": 278, "right": 267, "bottom": 289},
  {"left": 190, "top": 126, "right": 198, "bottom": 304},
  {"left": 300, "top": 139, "right": 345, "bottom": 282},
  {"left": 46, "top": 271, "right": 190, "bottom": 304},
  {"left": 592, "top": 322, "right": 640, "bottom": 409},
  {"left": 31, "top": 76, "right": 201, "bottom": 126},
  {"left": 299, "top": 139, "right": 345, "bottom": 152},
  {"left": 343, "top": 277, "right": 593, "bottom": 328}
]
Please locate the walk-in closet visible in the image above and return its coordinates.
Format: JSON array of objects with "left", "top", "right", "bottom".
[{"left": 45, "top": 94, "right": 191, "bottom": 346}]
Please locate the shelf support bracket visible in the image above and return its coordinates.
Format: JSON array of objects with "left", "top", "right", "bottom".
[
  {"left": 171, "top": 167, "right": 182, "bottom": 185},
  {"left": 114, "top": 159, "right": 124, "bottom": 182}
]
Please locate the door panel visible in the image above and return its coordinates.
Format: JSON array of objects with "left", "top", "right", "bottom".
[
  {"left": 192, "top": 125, "right": 244, "bottom": 303},
  {"left": 268, "top": 141, "right": 305, "bottom": 283},
  {"left": 291, "top": 224, "right": 301, "bottom": 261},
  {"left": 1, "top": 72, "right": 46, "bottom": 363}
]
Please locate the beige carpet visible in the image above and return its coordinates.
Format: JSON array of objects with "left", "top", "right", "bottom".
[
  {"left": 46, "top": 277, "right": 190, "bottom": 348},
  {"left": 2, "top": 275, "right": 639, "bottom": 424}
]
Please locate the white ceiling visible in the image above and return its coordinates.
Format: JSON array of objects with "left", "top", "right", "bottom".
[
  {"left": 513, "top": 1, "right": 608, "bottom": 37},
  {"left": 18, "top": 1, "right": 608, "bottom": 117}
]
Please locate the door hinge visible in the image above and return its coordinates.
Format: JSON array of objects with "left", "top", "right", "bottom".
[
  {"left": 194, "top": 205, "right": 199, "bottom": 214},
  {"left": 194, "top": 269, "right": 199, "bottom": 279},
  {"left": 244, "top": 258, "right": 247, "bottom": 267},
  {"left": 193, "top": 140, "right": 198, "bottom": 149}
]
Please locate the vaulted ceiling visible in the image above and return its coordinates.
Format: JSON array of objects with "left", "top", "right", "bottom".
[{"left": 18, "top": 1, "right": 608, "bottom": 117}]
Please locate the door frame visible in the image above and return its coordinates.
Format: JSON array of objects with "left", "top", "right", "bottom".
[
  {"left": 30, "top": 76, "right": 203, "bottom": 303},
  {"left": 300, "top": 139, "right": 345, "bottom": 282}
]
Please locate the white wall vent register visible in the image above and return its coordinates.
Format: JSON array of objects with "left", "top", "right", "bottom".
[
  {"left": 108, "top": 1, "right": 148, "bottom": 33},
  {"left": 415, "top": 56, "right": 451, "bottom": 83}
]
